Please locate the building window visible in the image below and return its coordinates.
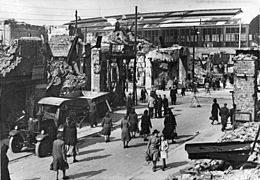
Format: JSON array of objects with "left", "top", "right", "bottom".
[
  {"left": 212, "top": 34, "right": 219, "bottom": 42},
  {"left": 205, "top": 34, "right": 210, "bottom": 41},
  {"left": 241, "top": 33, "right": 247, "bottom": 41}
]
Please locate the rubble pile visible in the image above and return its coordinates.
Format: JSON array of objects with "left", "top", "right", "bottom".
[
  {"left": 176, "top": 123, "right": 260, "bottom": 180},
  {"left": 47, "top": 60, "right": 87, "bottom": 95},
  {"left": 220, "top": 122, "right": 259, "bottom": 142}
]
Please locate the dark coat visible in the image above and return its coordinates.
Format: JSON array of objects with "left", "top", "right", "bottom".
[
  {"left": 63, "top": 123, "right": 77, "bottom": 146},
  {"left": 211, "top": 102, "right": 220, "bottom": 120},
  {"left": 101, "top": 116, "right": 113, "bottom": 135},
  {"left": 220, "top": 107, "right": 229, "bottom": 124},
  {"left": 162, "top": 113, "right": 177, "bottom": 140},
  {"left": 128, "top": 112, "right": 139, "bottom": 132},
  {"left": 1, "top": 144, "right": 11, "bottom": 180},
  {"left": 157, "top": 97, "right": 163, "bottom": 108},
  {"left": 51, "top": 139, "right": 68, "bottom": 171},
  {"left": 140, "top": 114, "right": 152, "bottom": 135},
  {"left": 162, "top": 98, "right": 168, "bottom": 108}
]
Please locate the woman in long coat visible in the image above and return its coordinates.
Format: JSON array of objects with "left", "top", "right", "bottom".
[
  {"left": 63, "top": 117, "right": 78, "bottom": 163},
  {"left": 51, "top": 133, "right": 69, "bottom": 180},
  {"left": 211, "top": 98, "right": 220, "bottom": 124},
  {"left": 121, "top": 116, "right": 131, "bottom": 148},
  {"left": 128, "top": 108, "right": 139, "bottom": 138},
  {"left": 146, "top": 129, "right": 160, "bottom": 172},
  {"left": 140, "top": 109, "right": 152, "bottom": 141},
  {"left": 101, "top": 112, "right": 113, "bottom": 142},
  {"left": 162, "top": 108, "right": 177, "bottom": 143}
]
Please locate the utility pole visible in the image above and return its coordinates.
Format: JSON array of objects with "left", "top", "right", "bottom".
[
  {"left": 74, "top": 10, "right": 78, "bottom": 35},
  {"left": 133, "top": 6, "right": 138, "bottom": 105},
  {"left": 192, "top": 26, "right": 195, "bottom": 82}
]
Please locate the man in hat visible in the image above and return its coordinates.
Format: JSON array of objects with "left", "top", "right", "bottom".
[{"left": 219, "top": 103, "right": 230, "bottom": 131}]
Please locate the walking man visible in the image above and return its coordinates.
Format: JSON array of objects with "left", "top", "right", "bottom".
[
  {"left": 162, "top": 94, "right": 169, "bottom": 116},
  {"left": 219, "top": 103, "right": 230, "bottom": 132},
  {"left": 170, "top": 85, "right": 177, "bottom": 105}
]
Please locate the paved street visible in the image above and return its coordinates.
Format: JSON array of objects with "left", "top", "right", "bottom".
[{"left": 8, "top": 88, "right": 232, "bottom": 180}]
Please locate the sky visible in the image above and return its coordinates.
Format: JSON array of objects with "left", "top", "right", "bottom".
[{"left": 0, "top": 0, "right": 259, "bottom": 26}]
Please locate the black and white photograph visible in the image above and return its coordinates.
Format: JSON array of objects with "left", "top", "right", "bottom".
[{"left": 0, "top": 0, "right": 260, "bottom": 179}]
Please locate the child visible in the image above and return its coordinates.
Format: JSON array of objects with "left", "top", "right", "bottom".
[{"left": 160, "top": 135, "right": 169, "bottom": 171}]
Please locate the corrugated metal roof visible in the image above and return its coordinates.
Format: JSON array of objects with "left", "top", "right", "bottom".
[{"left": 65, "top": 8, "right": 242, "bottom": 29}]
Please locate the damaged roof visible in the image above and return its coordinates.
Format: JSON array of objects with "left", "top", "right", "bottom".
[{"left": 0, "top": 44, "right": 22, "bottom": 77}]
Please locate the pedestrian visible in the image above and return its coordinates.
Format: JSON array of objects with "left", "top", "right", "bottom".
[
  {"left": 51, "top": 133, "right": 69, "bottom": 180},
  {"left": 161, "top": 78, "right": 166, "bottom": 91},
  {"left": 219, "top": 103, "right": 230, "bottom": 132},
  {"left": 1, "top": 144, "right": 11, "bottom": 180},
  {"left": 146, "top": 129, "right": 160, "bottom": 172},
  {"left": 157, "top": 95, "right": 163, "bottom": 118},
  {"left": 181, "top": 82, "right": 186, "bottom": 96},
  {"left": 89, "top": 101, "right": 97, "bottom": 128},
  {"left": 229, "top": 104, "right": 236, "bottom": 126},
  {"left": 211, "top": 98, "right": 220, "bottom": 125},
  {"left": 126, "top": 92, "right": 133, "bottom": 116},
  {"left": 128, "top": 108, "right": 139, "bottom": 138},
  {"left": 162, "top": 94, "right": 169, "bottom": 116},
  {"left": 148, "top": 95, "right": 155, "bottom": 118},
  {"left": 140, "top": 87, "right": 148, "bottom": 103},
  {"left": 160, "top": 135, "right": 169, "bottom": 171},
  {"left": 140, "top": 110, "right": 152, "bottom": 141},
  {"left": 205, "top": 81, "right": 211, "bottom": 95},
  {"left": 121, "top": 115, "right": 131, "bottom": 148},
  {"left": 154, "top": 94, "right": 158, "bottom": 118},
  {"left": 162, "top": 108, "right": 177, "bottom": 144},
  {"left": 100, "top": 112, "right": 113, "bottom": 143},
  {"left": 63, "top": 117, "right": 78, "bottom": 163},
  {"left": 190, "top": 88, "right": 201, "bottom": 107},
  {"left": 170, "top": 85, "right": 177, "bottom": 105}
]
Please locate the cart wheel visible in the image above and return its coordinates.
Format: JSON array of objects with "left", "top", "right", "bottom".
[
  {"left": 9, "top": 135, "right": 23, "bottom": 153},
  {"left": 35, "top": 138, "right": 51, "bottom": 158}
]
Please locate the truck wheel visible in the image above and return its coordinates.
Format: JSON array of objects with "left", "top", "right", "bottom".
[
  {"left": 9, "top": 135, "right": 23, "bottom": 153},
  {"left": 35, "top": 138, "right": 51, "bottom": 158}
]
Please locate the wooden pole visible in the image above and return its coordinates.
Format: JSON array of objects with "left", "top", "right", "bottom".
[
  {"left": 133, "top": 6, "right": 138, "bottom": 105},
  {"left": 74, "top": 10, "right": 78, "bottom": 35}
]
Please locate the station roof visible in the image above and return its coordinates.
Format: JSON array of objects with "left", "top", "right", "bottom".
[{"left": 65, "top": 8, "right": 244, "bottom": 30}]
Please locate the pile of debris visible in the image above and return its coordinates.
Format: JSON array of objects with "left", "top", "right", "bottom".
[
  {"left": 47, "top": 60, "right": 87, "bottom": 95},
  {"left": 176, "top": 122, "right": 260, "bottom": 180},
  {"left": 220, "top": 122, "right": 259, "bottom": 142},
  {"left": 0, "top": 43, "right": 22, "bottom": 77}
]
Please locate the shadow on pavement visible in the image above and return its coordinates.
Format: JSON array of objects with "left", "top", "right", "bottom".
[
  {"left": 78, "top": 148, "right": 104, "bottom": 156},
  {"left": 23, "top": 178, "right": 41, "bottom": 180},
  {"left": 175, "top": 135, "right": 194, "bottom": 140},
  {"left": 78, "top": 135, "right": 116, "bottom": 148},
  {"left": 68, "top": 169, "right": 106, "bottom": 179},
  {"left": 129, "top": 142, "right": 147, "bottom": 148},
  {"left": 164, "top": 161, "right": 189, "bottom": 170},
  {"left": 79, "top": 154, "right": 111, "bottom": 162}
]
